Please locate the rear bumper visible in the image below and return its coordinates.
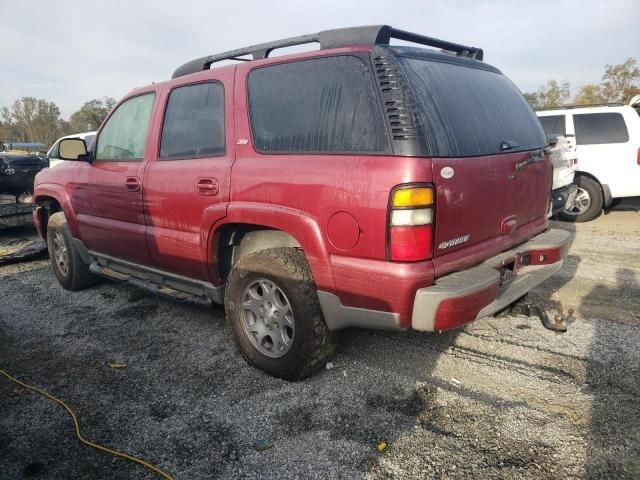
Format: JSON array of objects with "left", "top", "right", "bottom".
[{"left": 412, "top": 228, "right": 572, "bottom": 331}]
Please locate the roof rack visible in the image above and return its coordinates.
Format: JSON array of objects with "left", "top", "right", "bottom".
[{"left": 172, "top": 25, "right": 484, "bottom": 79}]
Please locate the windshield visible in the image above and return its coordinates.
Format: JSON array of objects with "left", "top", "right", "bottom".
[{"left": 396, "top": 55, "right": 546, "bottom": 157}]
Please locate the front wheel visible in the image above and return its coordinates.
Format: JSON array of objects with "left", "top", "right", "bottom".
[
  {"left": 46, "top": 212, "right": 98, "bottom": 291},
  {"left": 558, "top": 176, "right": 603, "bottom": 223},
  {"left": 224, "top": 248, "right": 335, "bottom": 380}
]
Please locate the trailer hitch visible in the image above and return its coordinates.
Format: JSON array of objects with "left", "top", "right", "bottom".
[{"left": 510, "top": 302, "right": 571, "bottom": 333}]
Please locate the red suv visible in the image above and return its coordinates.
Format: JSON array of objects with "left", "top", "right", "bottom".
[{"left": 34, "top": 26, "right": 571, "bottom": 379}]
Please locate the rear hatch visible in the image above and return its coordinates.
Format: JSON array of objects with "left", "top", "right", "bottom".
[{"left": 394, "top": 49, "right": 550, "bottom": 260}]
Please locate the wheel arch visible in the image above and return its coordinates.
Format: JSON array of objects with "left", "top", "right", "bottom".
[
  {"left": 208, "top": 204, "right": 334, "bottom": 290},
  {"left": 33, "top": 187, "right": 71, "bottom": 238},
  {"left": 574, "top": 171, "right": 612, "bottom": 207}
]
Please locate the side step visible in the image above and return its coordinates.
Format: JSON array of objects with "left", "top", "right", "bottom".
[{"left": 89, "top": 262, "right": 214, "bottom": 307}]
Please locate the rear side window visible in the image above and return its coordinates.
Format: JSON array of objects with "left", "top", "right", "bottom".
[
  {"left": 96, "top": 93, "right": 155, "bottom": 161},
  {"left": 160, "top": 82, "right": 225, "bottom": 159},
  {"left": 247, "top": 56, "right": 388, "bottom": 153},
  {"left": 397, "top": 57, "right": 546, "bottom": 157},
  {"left": 574, "top": 113, "right": 629, "bottom": 145},
  {"left": 538, "top": 115, "right": 566, "bottom": 137}
]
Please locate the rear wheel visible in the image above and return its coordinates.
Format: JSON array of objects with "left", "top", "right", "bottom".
[
  {"left": 46, "top": 212, "right": 98, "bottom": 290},
  {"left": 558, "top": 176, "right": 603, "bottom": 223},
  {"left": 224, "top": 248, "right": 335, "bottom": 380}
]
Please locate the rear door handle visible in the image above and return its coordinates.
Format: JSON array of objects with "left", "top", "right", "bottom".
[
  {"left": 197, "top": 177, "right": 219, "bottom": 196},
  {"left": 125, "top": 176, "right": 141, "bottom": 192}
]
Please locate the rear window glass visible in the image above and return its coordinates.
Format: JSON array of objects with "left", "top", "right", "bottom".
[
  {"left": 397, "top": 56, "right": 546, "bottom": 157},
  {"left": 538, "top": 115, "right": 566, "bottom": 137},
  {"left": 160, "top": 82, "right": 225, "bottom": 159},
  {"left": 574, "top": 112, "right": 629, "bottom": 145},
  {"left": 247, "top": 56, "right": 388, "bottom": 153}
]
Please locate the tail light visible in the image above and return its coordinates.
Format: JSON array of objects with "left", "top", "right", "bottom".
[
  {"left": 388, "top": 185, "right": 434, "bottom": 262},
  {"left": 637, "top": 148, "right": 640, "bottom": 166}
]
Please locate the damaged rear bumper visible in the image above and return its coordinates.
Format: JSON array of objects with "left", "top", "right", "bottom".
[{"left": 411, "top": 229, "right": 572, "bottom": 331}]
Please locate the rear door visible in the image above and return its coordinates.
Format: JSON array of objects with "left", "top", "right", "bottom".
[
  {"left": 395, "top": 53, "right": 550, "bottom": 258},
  {"left": 142, "top": 69, "right": 234, "bottom": 280}
]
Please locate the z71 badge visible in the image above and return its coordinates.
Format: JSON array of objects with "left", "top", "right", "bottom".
[{"left": 439, "top": 234, "right": 471, "bottom": 250}]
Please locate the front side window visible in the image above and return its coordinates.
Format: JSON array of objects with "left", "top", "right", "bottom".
[
  {"left": 96, "top": 93, "right": 155, "bottom": 161},
  {"left": 160, "top": 82, "right": 225, "bottom": 159},
  {"left": 247, "top": 56, "right": 388, "bottom": 153},
  {"left": 538, "top": 115, "right": 566, "bottom": 137},
  {"left": 574, "top": 112, "right": 629, "bottom": 145}
]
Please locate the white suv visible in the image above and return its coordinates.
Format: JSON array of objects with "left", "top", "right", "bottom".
[{"left": 537, "top": 100, "right": 640, "bottom": 222}]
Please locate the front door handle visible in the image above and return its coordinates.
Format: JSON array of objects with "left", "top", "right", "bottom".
[
  {"left": 197, "top": 177, "right": 219, "bottom": 196},
  {"left": 125, "top": 176, "right": 141, "bottom": 192}
]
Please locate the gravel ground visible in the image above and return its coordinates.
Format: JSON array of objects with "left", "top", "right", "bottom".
[{"left": 1, "top": 200, "right": 639, "bottom": 480}]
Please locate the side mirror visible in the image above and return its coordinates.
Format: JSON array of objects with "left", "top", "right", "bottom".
[{"left": 59, "top": 138, "right": 90, "bottom": 161}]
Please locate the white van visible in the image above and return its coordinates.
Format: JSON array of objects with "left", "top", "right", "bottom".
[{"left": 537, "top": 100, "right": 640, "bottom": 222}]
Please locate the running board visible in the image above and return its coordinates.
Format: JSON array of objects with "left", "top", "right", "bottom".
[{"left": 88, "top": 255, "right": 223, "bottom": 307}]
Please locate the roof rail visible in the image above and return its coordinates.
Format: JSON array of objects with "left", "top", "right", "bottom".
[
  {"left": 537, "top": 103, "right": 624, "bottom": 111},
  {"left": 171, "top": 25, "right": 484, "bottom": 79}
]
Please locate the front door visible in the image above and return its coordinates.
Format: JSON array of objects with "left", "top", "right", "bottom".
[
  {"left": 143, "top": 71, "right": 234, "bottom": 281},
  {"left": 70, "top": 92, "right": 157, "bottom": 265}
]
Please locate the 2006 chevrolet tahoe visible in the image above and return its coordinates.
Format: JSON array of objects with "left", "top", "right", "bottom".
[{"left": 33, "top": 25, "right": 572, "bottom": 379}]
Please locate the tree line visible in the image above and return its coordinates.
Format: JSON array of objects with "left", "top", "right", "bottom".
[
  {"left": 523, "top": 57, "right": 640, "bottom": 110},
  {"left": 0, "top": 97, "right": 116, "bottom": 148},
  {"left": 1, "top": 57, "right": 638, "bottom": 148}
]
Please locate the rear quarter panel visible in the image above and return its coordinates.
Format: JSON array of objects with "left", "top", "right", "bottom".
[{"left": 229, "top": 54, "right": 436, "bottom": 311}]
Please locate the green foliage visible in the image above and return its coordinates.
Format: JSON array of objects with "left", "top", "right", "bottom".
[
  {"left": 69, "top": 97, "right": 116, "bottom": 132},
  {"left": 522, "top": 80, "right": 570, "bottom": 109},
  {"left": 0, "top": 97, "right": 66, "bottom": 147},
  {"left": 574, "top": 84, "right": 605, "bottom": 105},
  {"left": 0, "top": 96, "right": 116, "bottom": 149},
  {"left": 600, "top": 58, "right": 640, "bottom": 103},
  {"left": 540, "top": 80, "right": 570, "bottom": 109},
  {"left": 522, "top": 92, "right": 540, "bottom": 109},
  {"left": 523, "top": 57, "right": 639, "bottom": 109}
]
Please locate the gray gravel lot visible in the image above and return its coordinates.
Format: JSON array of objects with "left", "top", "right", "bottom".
[{"left": 1, "top": 199, "right": 639, "bottom": 479}]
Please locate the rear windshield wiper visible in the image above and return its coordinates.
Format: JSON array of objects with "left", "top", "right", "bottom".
[{"left": 500, "top": 140, "right": 520, "bottom": 151}]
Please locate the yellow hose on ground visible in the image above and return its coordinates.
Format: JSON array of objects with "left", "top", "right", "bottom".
[{"left": 0, "top": 368, "right": 174, "bottom": 480}]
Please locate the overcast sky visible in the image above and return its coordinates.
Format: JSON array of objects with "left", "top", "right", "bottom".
[{"left": 2, "top": 0, "right": 638, "bottom": 118}]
